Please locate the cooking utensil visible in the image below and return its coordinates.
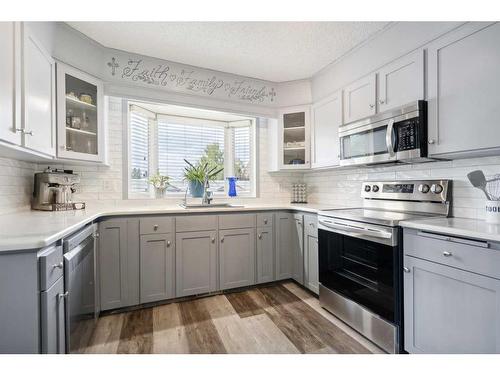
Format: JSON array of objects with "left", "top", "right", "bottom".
[
  {"left": 486, "top": 174, "right": 500, "bottom": 201},
  {"left": 467, "top": 170, "right": 491, "bottom": 200}
]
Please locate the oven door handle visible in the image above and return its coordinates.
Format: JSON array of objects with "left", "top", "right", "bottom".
[
  {"left": 318, "top": 220, "right": 392, "bottom": 240},
  {"left": 386, "top": 118, "right": 395, "bottom": 157}
]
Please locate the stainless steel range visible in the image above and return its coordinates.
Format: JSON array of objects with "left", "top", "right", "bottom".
[{"left": 318, "top": 180, "right": 451, "bottom": 353}]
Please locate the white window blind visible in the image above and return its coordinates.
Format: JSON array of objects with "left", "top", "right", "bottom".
[
  {"left": 129, "top": 111, "right": 149, "bottom": 193},
  {"left": 157, "top": 120, "right": 225, "bottom": 192},
  {"left": 233, "top": 126, "right": 252, "bottom": 193}
]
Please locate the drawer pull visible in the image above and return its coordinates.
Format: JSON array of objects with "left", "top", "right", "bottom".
[
  {"left": 52, "top": 262, "right": 63, "bottom": 269},
  {"left": 153, "top": 224, "right": 159, "bottom": 231},
  {"left": 443, "top": 251, "right": 453, "bottom": 257},
  {"left": 264, "top": 219, "right": 268, "bottom": 224},
  {"left": 403, "top": 267, "right": 410, "bottom": 273}
]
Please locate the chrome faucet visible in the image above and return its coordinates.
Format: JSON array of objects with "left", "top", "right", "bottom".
[{"left": 202, "top": 177, "right": 213, "bottom": 205}]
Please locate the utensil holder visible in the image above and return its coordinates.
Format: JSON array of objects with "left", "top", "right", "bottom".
[{"left": 485, "top": 200, "right": 500, "bottom": 224}]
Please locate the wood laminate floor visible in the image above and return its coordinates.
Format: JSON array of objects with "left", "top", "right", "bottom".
[{"left": 83, "top": 282, "right": 384, "bottom": 354}]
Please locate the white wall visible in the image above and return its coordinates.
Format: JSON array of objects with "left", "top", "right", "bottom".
[{"left": 0, "top": 158, "right": 37, "bottom": 213}]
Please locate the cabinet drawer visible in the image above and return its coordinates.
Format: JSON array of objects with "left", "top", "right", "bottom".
[
  {"left": 219, "top": 213, "right": 256, "bottom": 229},
  {"left": 140, "top": 217, "right": 174, "bottom": 235},
  {"left": 176, "top": 215, "right": 217, "bottom": 232},
  {"left": 38, "top": 245, "right": 63, "bottom": 291},
  {"left": 304, "top": 215, "right": 318, "bottom": 238},
  {"left": 257, "top": 213, "right": 273, "bottom": 227},
  {"left": 404, "top": 230, "right": 500, "bottom": 280}
]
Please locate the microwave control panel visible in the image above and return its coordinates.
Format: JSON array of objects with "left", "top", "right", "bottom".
[{"left": 395, "top": 118, "right": 418, "bottom": 151}]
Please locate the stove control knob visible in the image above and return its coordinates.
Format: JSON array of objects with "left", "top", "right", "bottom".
[
  {"left": 431, "top": 184, "right": 443, "bottom": 194},
  {"left": 418, "top": 184, "right": 430, "bottom": 193},
  {"left": 364, "top": 185, "right": 371, "bottom": 192},
  {"left": 372, "top": 185, "right": 379, "bottom": 192}
]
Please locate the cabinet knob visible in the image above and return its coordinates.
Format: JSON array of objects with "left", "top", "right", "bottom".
[
  {"left": 23, "top": 129, "right": 34, "bottom": 136},
  {"left": 211, "top": 237, "right": 215, "bottom": 243},
  {"left": 167, "top": 241, "right": 171, "bottom": 247},
  {"left": 153, "top": 224, "right": 158, "bottom": 231},
  {"left": 58, "top": 291, "right": 69, "bottom": 300},
  {"left": 264, "top": 219, "right": 268, "bottom": 224},
  {"left": 369, "top": 104, "right": 375, "bottom": 109},
  {"left": 428, "top": 139, "right": 435, "bottom": 145},
  {"left": 403, "top": 267, "right": 410, "bottom": 273},
  {"left": 221, "top": 236, "right": 224, "bottom": 243},
  {"left": 52, "top": 262, "right": 63, "bottom": 269},
  {"left": 443, "top": 251, "right": 453, "bottom": 257},
  {"left": 258, "top": 233, "right": 262, "bottom": 239},
  {"left": 15, "top": 128, "right": 23, "bottom": 133},
  {"left": 379, "top": 100, "right": 385, "bottom": 105},
  {"left": 95, "top": 232, "right": 100, "bottom": 238}
]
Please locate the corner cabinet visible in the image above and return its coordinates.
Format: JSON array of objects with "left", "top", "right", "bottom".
[
  {"left": 427, "top": 22, "right": 500, "bottom": 158},
  {"left": 56, "top": 63, "right": 105, "bottom": 162},
  {"left": 311, "top": 90, "right": 342, "bottom": 168},
  {"left": 278, "top": 106, "right": 310, "bottom": 170}
]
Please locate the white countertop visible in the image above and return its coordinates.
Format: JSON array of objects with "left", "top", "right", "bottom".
[
  {"left": 0, "top": 202, "right": 329, "bottom": 252},
  {"left": 400, "top": 217, "right": 500, "bottom": 243}
]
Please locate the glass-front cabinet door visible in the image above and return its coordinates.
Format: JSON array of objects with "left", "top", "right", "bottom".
[
  {"left": 279, "top": 106, "right": 310, "bottom": 169},
  {"left": 56, "top": 63, "right": 104, "bottom": 162}
]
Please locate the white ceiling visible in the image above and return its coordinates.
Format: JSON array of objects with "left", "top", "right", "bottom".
[{"left": 67, "top": 22, "right": 390, "bottom": 82}]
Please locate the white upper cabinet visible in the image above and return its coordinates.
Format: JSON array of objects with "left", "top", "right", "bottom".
[
  {"left": 21, "top": 24, "right": 56, "bottom": 157},
  {"left": 0, "top": 22, "right": 21, "bottom": 146},
  {"left": 56, "top": 63, "right": 104, "bottom": 162},
  {"left": 343, "top": 74, "right": 376, "bottom": 124},
  {"left": 378, "top": 50, "right": 424, "bottom": 112},
  {"left": 311, "top": 90, "right": 342, "bottom": 168},
  {"left": 427, "top": 22, "right": 500, "bottom": 158},
  {"left": 278, "top": 105, "right": 310, "bottom": 169}
]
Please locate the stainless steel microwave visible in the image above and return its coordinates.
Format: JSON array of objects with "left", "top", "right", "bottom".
[{"left": 339, "top": 101, "right": 428, "bottom": 166}]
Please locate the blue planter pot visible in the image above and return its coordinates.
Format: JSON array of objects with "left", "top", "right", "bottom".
[{"left": 189, "top": 181, "right": 204, "bottom": 198}]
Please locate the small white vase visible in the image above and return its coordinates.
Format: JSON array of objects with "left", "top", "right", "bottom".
[{"left": 485, "top": 200, "right": 500, "bottom": 224}]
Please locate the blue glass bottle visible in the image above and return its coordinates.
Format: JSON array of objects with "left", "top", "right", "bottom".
[{"left": 227, "top": 177, "right": 237, "bottom": 197}]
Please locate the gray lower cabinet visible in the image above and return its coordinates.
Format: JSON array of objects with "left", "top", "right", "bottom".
[
  {"left": 292, "top": 214, "right": 304, "bottom": 284},
  {"left": 219, "top": 228, "right": 256, "bottom": 290},
  {"left": 140, "top": 233, "right": 175, "bottom": 304},
  {"left": 404, "top": 255, "right": 500, "bottom": 353},
  {"left": 40, "top": 276, "right": 65, "bottom": 354},
  {"left": 304, "top": 215, "right": 319, "bottom": 294},
  {"left": 257, "top": 226, "right": 275, "bottom": 283},
  {"left": 176, "top": 230, "right": 217, "bottom": 297},
  {"left": 276, "top": 212, "right": 293, "bottom": 280},
  {"left": 99, "top": 218, "right": 140, "bottom": 310}
]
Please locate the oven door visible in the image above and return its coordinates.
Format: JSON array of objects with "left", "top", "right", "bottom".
[{"left": 318, "top": 217, "right": 400, "bottom": 323}]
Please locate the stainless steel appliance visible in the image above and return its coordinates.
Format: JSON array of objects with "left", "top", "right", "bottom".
[
  {"left": 318, "top": 179, "right": 451, "bottom": 353},
  {"left": 339, "top": 101, "right": 429, "bottom": 167},
  {"left": 32, "top": 167, "right": 85, "bottom": 211},
  {"left": 63, "top": 224, "right": 97, "bottom": 353}
]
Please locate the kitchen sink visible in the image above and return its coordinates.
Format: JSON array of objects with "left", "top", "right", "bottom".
[{"left": 179, "top": 203, "right": 244, "bottom": 209}]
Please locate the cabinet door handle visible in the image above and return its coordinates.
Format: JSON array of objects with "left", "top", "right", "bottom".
[
  {"left": 15, "top": 128, "right": 23, "bottom": 133},
  {"left": 428, "top": 139, "right": 435, "bottom": 145},
  {"left": 167, "top": 241, "right": 171, "bottom": 247},
  {"left": 153, "top": 224, "right": 159, "bottom": 231},
  {"left": 369, "top": 104, "right": 375, "bottom": 109},
  {"left": 258, "top": 233, "right": 262, "bottom": 239},
  {"left": 443, "top": 251, "right": 453, "bottom": 257},
  {"left": 379, "top": 100, "right": 385, "bottom": 105},
  {"left": 403, "top": 267, "right": 410, "bottom": 273},
  {"left": 221, "top": 236, "right": 224, "bottom": 243},
  {"left": 58, "top": 291, "right": 69, "bottom": 300},
  {"left": 52, "top": 262, "right": 63, "bottom": 269},
  {"left": 211, "top": 237, "right": 215, "bottom": 243},
  {"left": 264, "top": 219, "right": 268, "bottom": 224}
]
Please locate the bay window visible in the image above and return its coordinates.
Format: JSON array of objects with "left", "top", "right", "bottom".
[{"left": 128, "top": 102, "right": 257, "bottom": 198}]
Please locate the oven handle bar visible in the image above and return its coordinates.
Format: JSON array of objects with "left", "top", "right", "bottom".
[
  {"left": 386, "top": 118, "right": 395, "bottom": 157},
  {"left": 318, "top": 220, "right": 392, "bottom": 240}
]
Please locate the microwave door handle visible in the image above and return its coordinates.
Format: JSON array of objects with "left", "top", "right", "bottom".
[
  {"left": 386, "top": 119, "right": 395, "bottom": 157},
  {"left": 318, "top": 220, "right": 392, "bottom": 240}
]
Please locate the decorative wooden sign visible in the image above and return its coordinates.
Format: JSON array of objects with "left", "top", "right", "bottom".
[{"left": 104, "top": 52, "right": 277, "bottom": 105}]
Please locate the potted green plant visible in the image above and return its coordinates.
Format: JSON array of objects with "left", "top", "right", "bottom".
[
  {"left": 184, "top": 159, "right": 223, "bottom": 198},
  {"left": 148, "top": 173, "right": 171, "bottom": 199}
]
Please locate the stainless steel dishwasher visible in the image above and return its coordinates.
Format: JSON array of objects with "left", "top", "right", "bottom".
[{"left": 63, "top": 223, "right": 98, "bottom": 353}]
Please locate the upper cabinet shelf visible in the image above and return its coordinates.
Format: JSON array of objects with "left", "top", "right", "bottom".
[{"left": 56, "top": 62, "right": 105, "bottom": 163}]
